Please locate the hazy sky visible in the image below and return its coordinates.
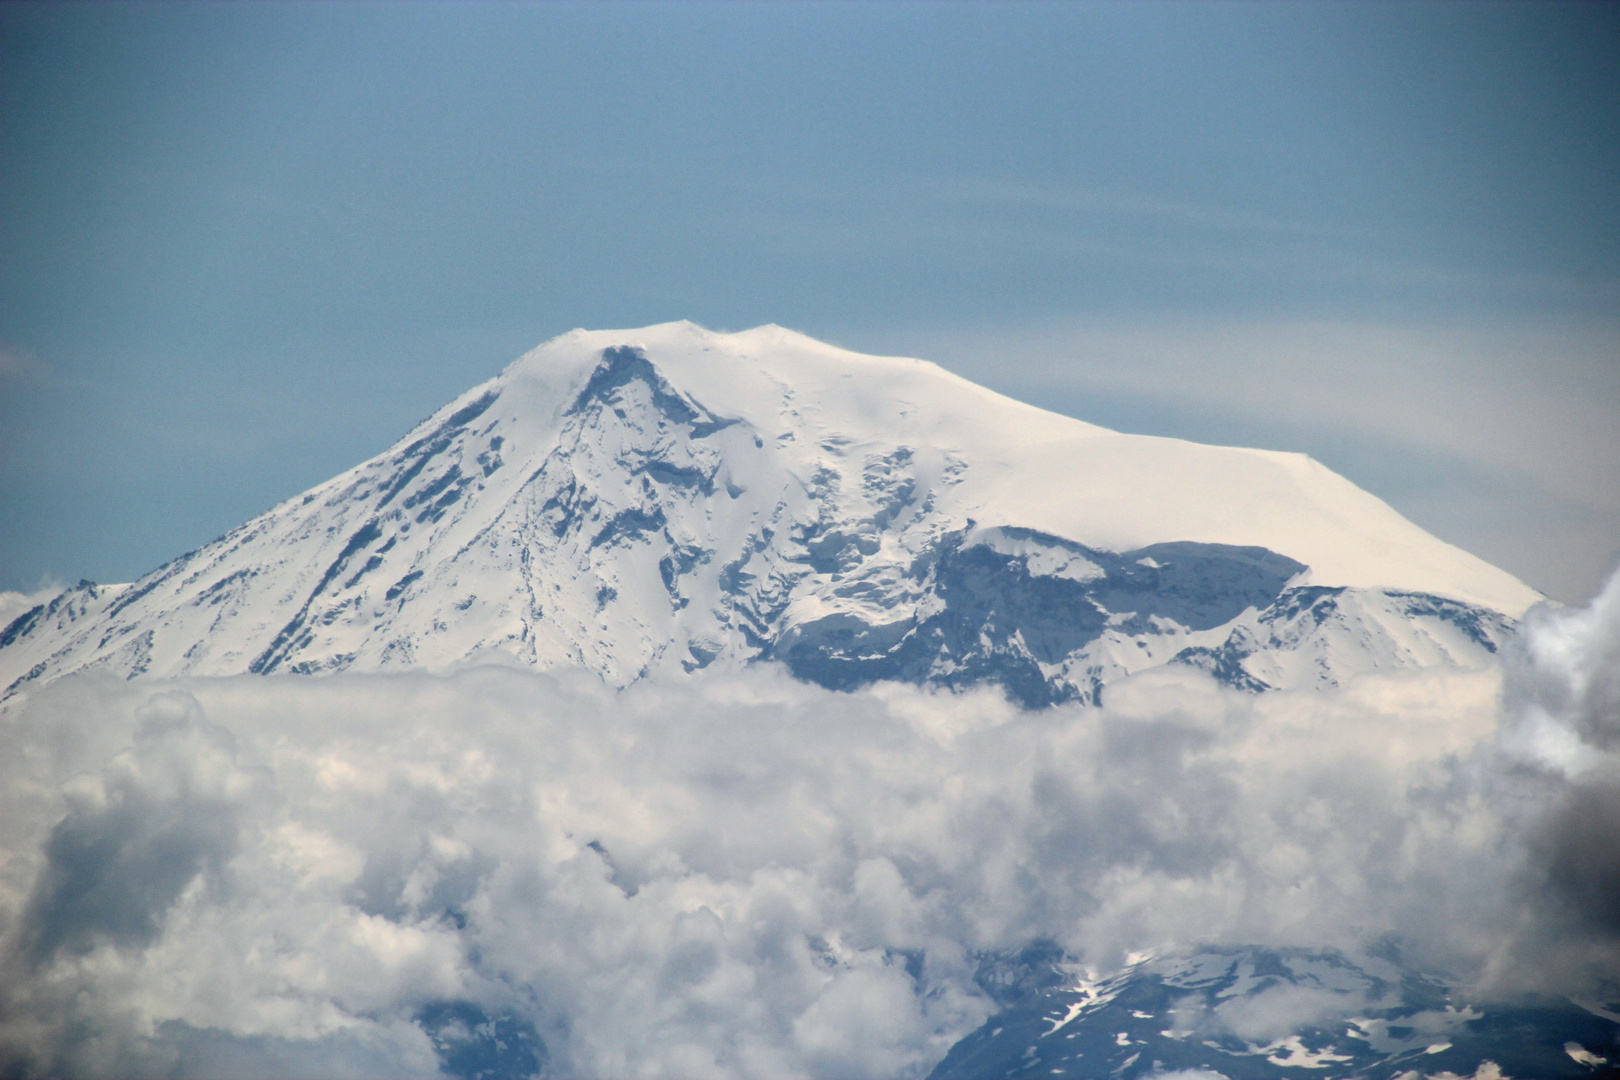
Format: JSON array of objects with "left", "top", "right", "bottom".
[{"left": 2, "top": 0, "right": 1616, "bottom": 601}]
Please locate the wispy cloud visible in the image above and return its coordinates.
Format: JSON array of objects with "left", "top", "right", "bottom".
[{"left": 0, "top": 345, "right": 51, "bottom": 391}]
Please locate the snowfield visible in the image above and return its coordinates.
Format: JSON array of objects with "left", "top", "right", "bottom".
[{"left": 0, "top": 322, "right": 1539, "bottom": 709}]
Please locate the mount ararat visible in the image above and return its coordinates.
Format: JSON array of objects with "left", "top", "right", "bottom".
[
  {"left": 5, "top": 323, "right": 1617, "bottom": 1080},
  {"left": 0, "top": 322, "right": 1540, "bottom": 710}
]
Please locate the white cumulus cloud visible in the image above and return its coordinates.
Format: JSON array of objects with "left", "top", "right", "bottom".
[{"left": 1, "top": 574, "right": 1616, "bottom": 1077}]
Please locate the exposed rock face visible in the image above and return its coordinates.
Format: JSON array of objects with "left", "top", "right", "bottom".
[{"left": 932, "top": 946, "right": 1619, "bottom": 1080}]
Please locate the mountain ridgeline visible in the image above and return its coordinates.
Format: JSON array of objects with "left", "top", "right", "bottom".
[{"left": 0, "top": 323, "right": 1536, "bottom": 709}]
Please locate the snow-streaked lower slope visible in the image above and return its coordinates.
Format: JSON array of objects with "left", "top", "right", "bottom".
[
  {"left": 930, "top": 946, "right": 1618, "bottom": 1080},
  {"left": 0, "top": 322, "right": 1538, "bottom": 708}
]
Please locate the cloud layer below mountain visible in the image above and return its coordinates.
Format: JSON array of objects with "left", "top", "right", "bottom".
[{"left": 2, "top": 570, "right": 1617, "bottom": 1079}]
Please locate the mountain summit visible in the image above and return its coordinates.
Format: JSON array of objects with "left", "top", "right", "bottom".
[{"left": 0, "top": 322, "right": 1539, "bottom": 707}]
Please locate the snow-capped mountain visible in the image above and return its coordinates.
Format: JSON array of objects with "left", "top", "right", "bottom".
[{"left": 0, "top": 322, "right": 1540, "bottom": 708}]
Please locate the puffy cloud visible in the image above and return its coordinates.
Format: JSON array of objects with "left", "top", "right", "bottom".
[
  {"left": 1487, "top": 568, "right": 1620, "bottom": 990},
  {"left": 1507, "top": 564, "right": 1620, "bottom": 762},
  {"left": 0, "top": 575, "right": 1614, "bottom": 1078}
]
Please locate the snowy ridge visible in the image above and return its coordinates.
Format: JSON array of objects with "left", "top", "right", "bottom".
[{"left": 0, "top": 322, "right": 1539, "bottom": 707}]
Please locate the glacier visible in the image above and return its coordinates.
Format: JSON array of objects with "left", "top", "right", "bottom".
[{"left": 0, "top": 321, "right": 1539, "bottom": 710}]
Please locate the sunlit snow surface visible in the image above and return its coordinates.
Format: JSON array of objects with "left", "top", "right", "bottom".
[{"left": 0, "top": 323, "right": 1536, "bottom": 709}]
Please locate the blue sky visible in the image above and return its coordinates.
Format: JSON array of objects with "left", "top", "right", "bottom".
[{"left": 2, "top": 0, "right": 1616, "bottom": 601}]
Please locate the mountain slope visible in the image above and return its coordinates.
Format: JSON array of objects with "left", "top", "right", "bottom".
[
  {"left": 930, "top": 946, "right": 1619, "bottom": 1080},
  {"left": 0, "top": 322, "right": 1540, "bottom": 708}
]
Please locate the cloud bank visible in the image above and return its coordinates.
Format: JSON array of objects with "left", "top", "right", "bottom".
[
  {"left": 2, "top": 572, "right": 1617, "bottom": 1078},
  {"left": 1490, "top": 567, "right": 1620, "bottom": 990}
]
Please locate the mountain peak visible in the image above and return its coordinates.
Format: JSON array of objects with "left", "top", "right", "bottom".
[{"left": 0, "top": 322, "right": 1538, "bottom": 707}]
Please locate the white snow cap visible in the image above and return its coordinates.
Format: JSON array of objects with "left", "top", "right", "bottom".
[
  {"left": 0, "top": 319, "right": 1541, "bottom": 704},
  {"left": 505, "top": 320, "right": 1539, "bottom": 616}
]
